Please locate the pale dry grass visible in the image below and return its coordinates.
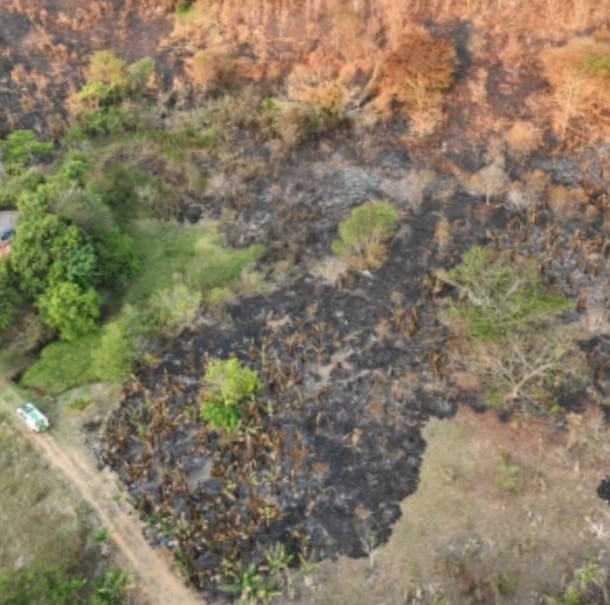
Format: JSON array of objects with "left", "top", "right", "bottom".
[
  {"left": 504, "top": 120, "right": 543, "bottom": 156},
  {"left": 298, "top": 407, "right": 610, "bottom": 604}
]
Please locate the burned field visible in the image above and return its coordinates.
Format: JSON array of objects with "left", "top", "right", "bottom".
[
  {"left": 100, "top": 133, "right": 610, "bottom": 597},
  {"left": 7, "top": 0, "right": 610, "bottom": 599},
  {"left": 101, "top": 191, "right": 459, "bottom": 595}
]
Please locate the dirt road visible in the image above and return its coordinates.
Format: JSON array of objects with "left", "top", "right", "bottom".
[{"left": 31, "top": 430, "right": 205, "bottom": 605}]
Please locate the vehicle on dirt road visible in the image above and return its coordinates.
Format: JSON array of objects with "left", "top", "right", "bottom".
[{"left": 16, "top": 403, "right": 50, "bottom": 432}]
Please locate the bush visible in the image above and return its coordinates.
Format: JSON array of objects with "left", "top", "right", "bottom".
[
  {"left": 93, "top": 227, "right": 140, "bottom": 287},
  {"left": 21, "top": 333, "right": 99, "bottom": 394},
  {"left": 67, "top": 106, "right": 137, "bottom": 140},
  {"left": 437, "top": 246, "right": 570, "bottom": 339},
  {"left": 92, "top": 305, "right": 151, "bottom": 383},
  {"left": 200, "top": 358, "right": 262, "bottom": 433},
  {"left": 127, "top": 57, "right": 156, "bottom": 95},
  {"left": 332, "top": 201, "right": 398, "bottom": 270},
  {"left": 0, "top": 168, "right": 45, "bottom": 209},
  {"left": 149, "top": 283, "right": 201, "bottom": 337},
  {"left": 0, "top": 261, "right": 21, "bottom": 331},
  {"left": 85, "top": 50, "right": 129, "bottom": 89}
]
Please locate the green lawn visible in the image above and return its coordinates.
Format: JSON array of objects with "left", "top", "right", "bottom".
[{"left": 125, "top": 218, "right": 261, "bottom": 304}]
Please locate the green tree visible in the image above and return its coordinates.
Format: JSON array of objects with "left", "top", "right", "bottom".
[
  {"left": 1, "top": 130, "right": 52, "bottom": 175},
  {"left": 38, "top": 281, "right": 100, "bottom": 341},
  {"left": 437, "top": 246, "right": 570, "bottom": 339},
  {"left": 437, "top": 246, "right": 582, "bottom": 412},
  {"left": 93, "top": 227, "right": 139, "bottom": 287},
  {"left": 9, "top": 190, "right": 66, "bottom": 297},
  {"left": 0, "top": 168, "right": 45, "bottom": 209},
  {"left": 0, "top": 261, "right": 21, "bottom": 331},
  {"left": 48, "top": 226, "right": 99, "bottom": 288}
]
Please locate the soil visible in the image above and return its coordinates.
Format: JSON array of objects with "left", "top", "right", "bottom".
[{"left": 100, "top": 133, "right": 610, "bottom": 598}]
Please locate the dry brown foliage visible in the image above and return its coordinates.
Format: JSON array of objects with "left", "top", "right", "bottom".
[
  {"left": 504, "top": 120, "right": 542, "bottom": 157},
  {"left": 377, "top": 27, "right": 456, "bottom": 113},
  {"left": 547, "top": 184, "right": 588, "bottom": 220},
  {"left": 541, "top": 37, "right": 610, "bottom": 140},
  {"left": 186, "top": 50, "right": 235, "bottom": 91}
]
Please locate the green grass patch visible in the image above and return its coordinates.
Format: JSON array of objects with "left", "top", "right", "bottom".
[
  {"left": 125, "top": 219, "right": 261, "bottom": 304},
  {"left": 21, "top": 220, "right": 262, "bottom": 395},
  {"left": 581, "top": 53, "right": 610, "bottom": 82},
  {"left": 20, "top": 334, "right": 100, "bottom": 395}
]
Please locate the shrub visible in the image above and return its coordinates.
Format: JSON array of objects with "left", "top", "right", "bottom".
[
  {"left": 93, "top": 228, "right": 140, "bottom": 287},
  {"left": 68, "top": 397, "right": 94, "bottom": 412},
  {"left": 0, "top": 168, "right": 45, "bottom": 209},
  {"left": 200, "top": 357, "right": 261, "bottom": 433},
  {"left": 332, "top": 201, "right": 398, "bottom": 270},
  {"left": 20, "top": 333, "right": 99, "bottom": 394},
  {"left": 495, "top": 452, "right": 524, "bottom": 494},
  {"left": 67, "top": 106, "right": 136, "bottom": 139},
  {"left": 149, "top": 283, "right": 201, "bottom": 337},
  {"left": 187, "top": 50, "right": 235, "bottom": 92},
  {"left": 127, "top": 57, "right": 156, "bottom": 95},
  {"left": 85, "top": 50, "right": 129, "bottom": 89},
  {"left": 92, "top": 305, "right": 151, "bottom": 383},
  {"left": 438, "top": 246, "right": 583, "bottom": 412},
  {"left": 0, "top": 261, "right": 20, "bottom": 331},
  {"left": 437, "top": 246, "right": 570, "bottom": 339}
]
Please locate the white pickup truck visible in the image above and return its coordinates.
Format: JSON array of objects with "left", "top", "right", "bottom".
[{"left": 16, "top": 403, "right": 50, "bottom": 432}]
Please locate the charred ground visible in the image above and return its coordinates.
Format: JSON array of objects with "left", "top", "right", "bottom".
[{"left": 5, "top": 0, "right": 610, "bottom": 602}]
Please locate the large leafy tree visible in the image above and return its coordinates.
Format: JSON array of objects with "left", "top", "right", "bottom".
[{"left": 38, "top": 281, "right": 101, "bottom": 341}]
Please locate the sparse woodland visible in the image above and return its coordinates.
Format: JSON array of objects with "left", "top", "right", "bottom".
[{"left": 4, "top": 0, "right": 610, "bottom": 603}]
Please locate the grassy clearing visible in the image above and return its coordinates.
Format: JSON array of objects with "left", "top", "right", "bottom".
[
  {"left": 0, "top": 414, "right": 85, "bottom": 574},
  {"left": 125, "top": 218, "right": 260, "bottom": 304},
  {"left": 305, "top": 409, "right": 610, "bottom": 604}
]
